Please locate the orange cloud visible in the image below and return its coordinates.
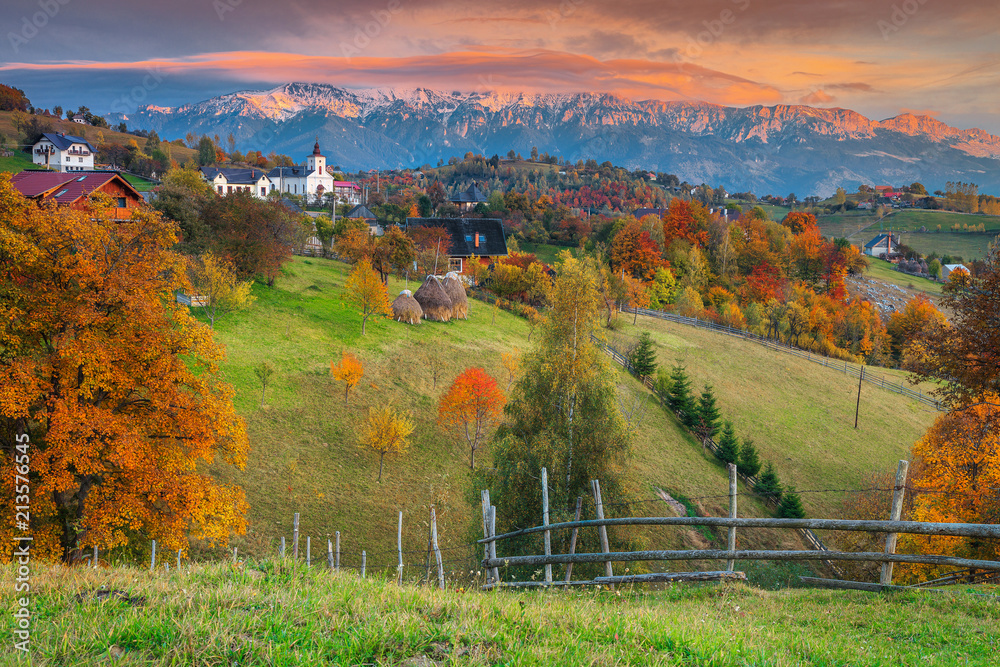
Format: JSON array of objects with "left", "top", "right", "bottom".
[
  {"left": 800, "top": 90, "right": 836, "bottom": 105},
  {"left": 0, "top": 49, "right": 782, "bottom": 108}
]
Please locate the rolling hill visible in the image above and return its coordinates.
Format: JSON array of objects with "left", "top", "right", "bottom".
[{"left": 196, "top": 257, "right": 937, "bottom": 576}]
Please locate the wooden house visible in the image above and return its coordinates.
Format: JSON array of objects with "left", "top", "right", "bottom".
[{"left": 11, "top": 170, "right": 144, "bottom": 220}]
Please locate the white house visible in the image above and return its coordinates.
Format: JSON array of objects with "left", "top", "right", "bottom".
[
  {"left": 200, "top": 167, "right": 272, "bottom": 198},
  {"left": 863, "top": 233, "right": 899, "bottom": 258},
  {"left": 31, "top": 132, "right": 96, "bottom": 172},
  {"left": 941, "top": 264, "right": 970, "bottom": 281},
  {"left": 267, "top": 139, "right": 335, "bottom": 203}
]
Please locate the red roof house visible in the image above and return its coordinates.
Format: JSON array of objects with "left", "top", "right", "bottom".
[{"left": 11, "top": 170, "right": 144, "bottom": 220}]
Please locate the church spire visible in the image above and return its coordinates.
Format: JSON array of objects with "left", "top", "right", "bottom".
[{"left": 312, "top": 136, "right": 322, "bottom": 156}]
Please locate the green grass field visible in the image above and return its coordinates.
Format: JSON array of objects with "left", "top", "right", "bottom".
[
  {"left": 174, "top": 257, "right": 940, "bottom": 571},
  {"left": 863, "top": 258, "right": 944, "bottom": 296},
  {"left": 818, "top": 210, "right": 1000, "bottom": 260},
  {"left": 726, "top": 201, "right": 791, "bottom": 221},
  {"left": 0, "top": 151, "right": 38, "bottom": 174},
  {"left": 5, "top": 562, "right": 998, "bottom": 666},
  {"left": 517, "top": 241, "right": 573, "bottom": 265},
  {"left": 122, "top": 173, "right": 158, "bottom": 192}
]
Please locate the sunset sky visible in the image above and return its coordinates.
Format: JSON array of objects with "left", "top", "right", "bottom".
[{"left": 2, "top": 0, "right": 998, "bottom": 131}]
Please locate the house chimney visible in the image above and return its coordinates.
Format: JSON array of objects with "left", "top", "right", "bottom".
[{"left": 475, "top": 232, "right": 480, "bottom": 248}]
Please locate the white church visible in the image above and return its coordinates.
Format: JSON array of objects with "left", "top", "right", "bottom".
[{"left": 268, "top": 139, "right": 335, "bottom": 202}]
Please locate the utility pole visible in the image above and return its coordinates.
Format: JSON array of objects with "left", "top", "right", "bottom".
[{"left": 855, "top": 366, "right": 864, "bottom": 429}]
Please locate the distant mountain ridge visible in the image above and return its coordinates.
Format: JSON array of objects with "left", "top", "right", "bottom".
[{"left": 113, "top": 83, "right": 1000, "bottom": 196}]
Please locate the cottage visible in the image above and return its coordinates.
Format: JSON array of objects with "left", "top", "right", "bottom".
[
  {"left": 31, "top": 132, "right": 96, "bottom": 172},
  {"left": 405, "top": 217, "right": 507, "bottom": 273},
  {"left": 11, "top": 170, "right": 144, "bottom": 220},
  {"left": 863, "top": 233, "right": 899, "bottom": 258},
  {"left": 201, "top": 167, "right": 272, "bottom": 198},
  {"left": 450, "top": 184, "right": 489, "bottom": 211}
]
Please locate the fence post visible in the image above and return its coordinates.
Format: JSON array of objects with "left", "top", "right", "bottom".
[
  {"left": 93, "top": 546, "right": 98, "bottom": 569},
  {"left": 541, "top": 467, "right": 553, "bottom": 585},
  {"left": 150, "top": 540, "right": 156, "bottom": 571},
  {"left": 280, "top": 536, "right": 285, "bottom": 558},
  {"left": 480, "top": 490, "right": 491, "bottom": 584},
  {"left": 488, "top": 505, "right": 499, "bottom": 585},
  {"left": 564, "top": 496, "right": 583, "bottom": 583},
  {"left": 327, "top": 539, "right": 334, "bottom": 570},
  {"left": 177, "top": 549, "right": 181, "bottom": 571},
  {"left": 362, "top": 551, "right": 367, "bottom": 579},
  {"left": 430, "top": 506, "right": 444, "bottom": 590},
  {"left": 306, "top": 536, "right": 311, "bottom": 567},
  {"left": 233, "top": 547, "right": 238, "bottom": 563},
  {"left": 335, "top": 531, "right": 341, "bottom": 571},
  {"left": 293, "top": 512, "right": 300, "bottom": 559},
  {"left": 397, "top": 511, "right": 404, "bottom": 585},
  {"left": 855, "top": 366, "right": 864, "bottom": 429},
  {"left": 880, "top": 459, "right": 910, "bottom": 586},
  {"left": 591, "top": 479, "right": 613, "bottom": 586},
  {"left": 728, "top": 463, "right": 738, "bottom": 572}
]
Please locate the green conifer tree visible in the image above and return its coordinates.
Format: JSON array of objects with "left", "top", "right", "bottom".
[
  {"left": 667, "top": 364, "right": 696, "bottom": 428},
  {"left": 715, "top": 421, "right": 739, "bottom": 464},
  {"left": 628, "top": 332, "right": 657, "bottom": 379},
  {"left": 737, "top": 438, "right": 762, "bottom": 478},
  {"left": 778, "top": 486, "right": 806, "bottom": 519},
  {"left": 754, "top": 461, "right": 783, "bottom": 503},
  {"left": 696, "top": 384, "right": 722, "bottom": 441}
]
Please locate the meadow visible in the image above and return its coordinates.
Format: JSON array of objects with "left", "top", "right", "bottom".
[
  {"left": 3, "top": 561, "right": 997, "bottom": 666},
  {"left": 175, "top": 257, "right": 941, "bottom": 576}
]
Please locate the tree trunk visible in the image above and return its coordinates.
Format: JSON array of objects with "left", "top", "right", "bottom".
[
  {"left": 361, "top": 314, "right": 367, "bottom": 336},
  {"left": 344, "top": 384, "right": 350, "bottom": 404},
  {"left": 260, "top": 383, "right": 266, "bottom": 408},
  {"left": 378, "top": 453, "right": 385, "bottom": 482}
]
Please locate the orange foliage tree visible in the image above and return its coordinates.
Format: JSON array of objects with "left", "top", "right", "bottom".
[
  {"left": 438, "top": 368, "right": 506, "bottom": 470},
  {"left": 344, "top": 259, "right": 393, "bottom": 335},
  {"left": 610, "top": 220, "right": 663, "bottom": 281},
  {"left": 330, "top": 352, "right": 364, "bottom": 403},
  {"left": 0, "top": 176, "right": 249, "bottom": 562},
  {"left": 623, "top": 275, "right": 650, "bottom": 324},
  {"left": 886, "top": 295, "right": 947, "bottom": 364},
  {"left": 899, "top": 401, "right": 1000, "bottom": 578},
  {"left": 780, "top": 211, "right": 818, "bottom": 234}
]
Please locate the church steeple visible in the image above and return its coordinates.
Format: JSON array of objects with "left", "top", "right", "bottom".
[
  {"left": 307, "top": 136, "right": 326, "bottom": 175},
  {"left": 312, "top": 136, "right": 322, "bottom": 156}
]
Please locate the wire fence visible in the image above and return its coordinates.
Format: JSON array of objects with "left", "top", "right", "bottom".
[{"left": 622, "top": 307, "right": 944, "bottom": 411}]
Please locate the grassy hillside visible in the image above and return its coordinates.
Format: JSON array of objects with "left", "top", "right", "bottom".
[
  {"left": 0, "top": 110, "right": 197, "bottom": 172},
  {"left": 6, "top": 562, "right": 998, "bottom": 666},
  {"left": 189, "top": 257, "right": 938, "bottom": 573},
  {"left": 863, "top": 258, "right": 944, "bottom": 296}
]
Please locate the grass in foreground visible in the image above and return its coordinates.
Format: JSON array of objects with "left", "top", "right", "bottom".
[
  {"left": 863, "top": 257, "right": 944, "bottom": 296},
  {"left": 4, "top": 562, "right": 998, "bottom": 666}
]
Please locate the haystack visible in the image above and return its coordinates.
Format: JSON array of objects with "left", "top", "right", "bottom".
[
  {"left": 413, "top": 275, "right": 453, "bottom": 322},
  {"left": 391, "top": 289, "right": 423, "bottom": 325},
  {"left": 441, "top": 272, "right": 469, "bottom": 320}
]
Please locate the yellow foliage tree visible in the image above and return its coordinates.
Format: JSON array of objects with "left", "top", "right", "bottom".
[
  {"left": 500, "top": 351, "right": 521, "bottom": 391},
  {"left": 360, "top": 406, "right": 414, "bottom": 482},
  {"left": 344, "top": 259, "right": 392, "bottom": 335},
  {"left": 188, "top": 252, "right": 256, "bottom": 328},
  {"left": 623, "top": 275, "right": 650, "bottom": 324},
  {"left": 0, "top": 175, "right": 248, "bottom": 562},
  {"left": 330, "top": 352, "right": 364, "bottom": 403}
]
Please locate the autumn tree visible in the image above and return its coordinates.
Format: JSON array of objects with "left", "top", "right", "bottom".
[
  {"left": 610, "top": 220, "right": 663, "bottom": 281},
  {"left": 187, "top": 252, "right": 256, "bottom": 329},
  {"left": 360, "top": 407, "right": 414, "bottom": 482},
  {"left": 647, "top": 267, "right": 677, "bottom": 310},
  {"left": 500, "top": 351, "right": 521, "bottom": 391},
  {"left": 202, "top": 191, "right": 307, "bottom": 286},
  {"left": 254, "top": 361, "right": 274, "bottom": 408},
  {"left": 489, "top": 253, "right": 632, "bottom": 566},
  {"left": 623, "top": 275, "right": 650, "bottom": 324},
  {"left": 344, "top": 259, "right": 393, "bottom": 335},
  {"left": 0, "top": 177, "right": 249, "bottom": 562},
  {"left": 330, "top": 352, "right": 364, "bottom": 403},
  {"left": 781, "top": 211, "right": 818, "bottom": 234},
  {"left": 910, "top": 245, "right": 1000, "bottom": 408},
  {"left": 438, "top": 368, "right": 506, "bottom": 470},
  {"left": 886, "top": 295, "right": 946, "bottom": 364}
]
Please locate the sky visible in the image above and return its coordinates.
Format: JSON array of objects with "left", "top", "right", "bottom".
[{"left": 2, "top": 0, "right": 998, "bottom": 132}]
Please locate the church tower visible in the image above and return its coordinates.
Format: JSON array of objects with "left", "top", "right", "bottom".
[{"left": 306, "top": 137, "right": 326, "bottom": 175}]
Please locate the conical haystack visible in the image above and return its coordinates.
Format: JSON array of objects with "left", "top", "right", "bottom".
[
  {"left": 442, "top": 272, "right": 469, "bottom": 320},
  {"left": 413, "top": 275, "right": 453, "bottom": 322},
  {"left": 391, "top": 289, "right": 423, "bottom": 325}
]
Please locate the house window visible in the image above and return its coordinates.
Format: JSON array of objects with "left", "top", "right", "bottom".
[
  {"left": 78, "top": 157, "right": 83, "bottom": 162},
  {"left": 465, "top": 235, "right": 473, "bottom": 242},
  {"left": 449, "top": 257, "right": 463, "bottom": 273},
  {"left": 261, "top": 187, "right": 266, "bottom": 197},
  {"left": 218, "top": 185, "right": 223, "bottom": 193},
  {"left": 227, "top": 186, "right": 232, "bottom": 194},
  {"left": 117, "top": 198, "right": 126, "bottom": 207}
]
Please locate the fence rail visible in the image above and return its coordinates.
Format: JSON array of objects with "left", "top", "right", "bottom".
[
  {"left": 623, "top": 307, "right": 943, "bottom": 411},
  {"left": 479, "top": 472, "right": 1000, "bottom": 591},
  {"left": 594, "top": 334, "right": 843, "bottom": 575}
]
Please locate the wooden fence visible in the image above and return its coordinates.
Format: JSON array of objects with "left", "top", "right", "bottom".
[
  {"left": 623, "top": 307, "right": 943, "bottom": 411},
  {"left": 594, "top": 333, "right": 845, "bottom": 575},
  {"left": 478, "top": 466, "right": 1000, "bottom": 592}
]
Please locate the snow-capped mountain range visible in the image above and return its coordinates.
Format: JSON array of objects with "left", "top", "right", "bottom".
[{"left": 111, "top": 82, "right": 1000, "bottom": 196}]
